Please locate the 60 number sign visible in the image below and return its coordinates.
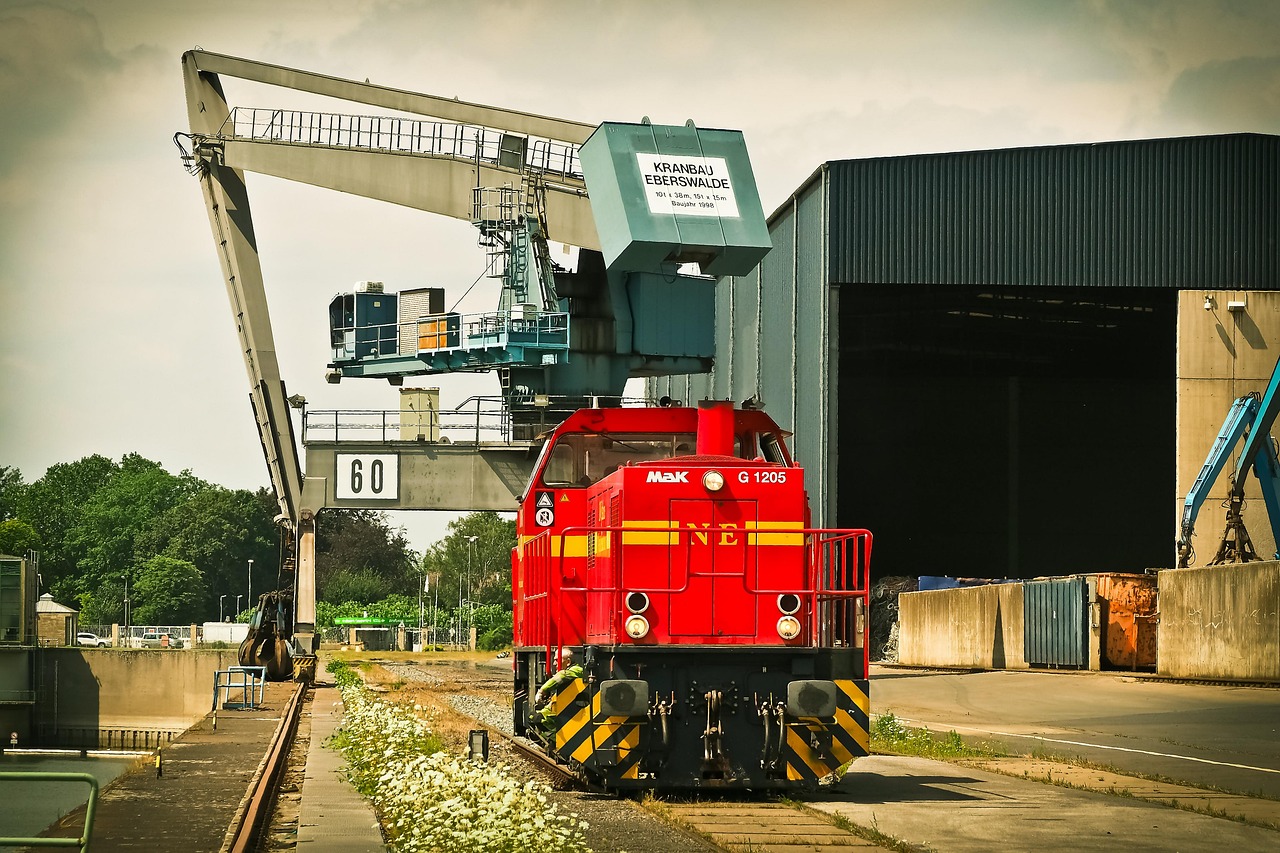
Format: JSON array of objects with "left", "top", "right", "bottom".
[{"left": 336, "top": 453, "right": 399, "bottom": 500}]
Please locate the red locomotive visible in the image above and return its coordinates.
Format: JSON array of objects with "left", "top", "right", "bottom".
[{"left": 512, "top": 400, "right": 871, "bottom": 790}]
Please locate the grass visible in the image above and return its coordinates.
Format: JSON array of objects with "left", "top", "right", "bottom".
[{"left": 870, "top": 713, "right": 1005, "bottom": 759}]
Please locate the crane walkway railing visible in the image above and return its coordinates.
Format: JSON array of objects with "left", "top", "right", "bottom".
[{"left": 216, "top": 107, "right": 584, "bottom": 183}]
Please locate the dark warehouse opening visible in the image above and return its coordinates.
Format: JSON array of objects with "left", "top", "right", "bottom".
[{"left": 836, "top": 283, "right": 1176, "bottom": 583}]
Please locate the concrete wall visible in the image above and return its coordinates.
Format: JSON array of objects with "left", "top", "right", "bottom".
[
  {"left": 37, "top": 648, "right": 241, "bottom": 733},
  {"left": 1176, "top": 290, "right": 1280, "bottom": 566},
  {"left": 897, "top": 585, "right": 1027, "bottom": 670},
  {"left": 1157, "top": 561, "right": 1280, "bottom": 680}
]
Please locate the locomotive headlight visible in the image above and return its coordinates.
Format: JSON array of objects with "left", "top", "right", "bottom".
[
  {"left": 625, "top": 591, "right": 650, "bottom": 614},
  {"left": 702, "top": 470, "right": 725, "bottom": 492},
  {"left": 777, "top": 593, "right": 802, "bottom": 615},
  {"left": 776, "top": 615, "right": 802, "bottom": 640},
  {"left": 624, "top": 614, "right": 650, "bottom": 639}
]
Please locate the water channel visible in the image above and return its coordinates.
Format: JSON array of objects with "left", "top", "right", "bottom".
[{"left": 0, "top": 753, "right": 137, "bottom": 839}]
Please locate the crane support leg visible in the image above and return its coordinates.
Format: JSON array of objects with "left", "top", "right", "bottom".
[{"left": 295, "top": 516, "right": 317, "bottom": 652}]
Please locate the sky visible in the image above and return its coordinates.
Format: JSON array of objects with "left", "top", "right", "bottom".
[{"left": 2, "top": 0, "right": 1279, "bottom": 553}]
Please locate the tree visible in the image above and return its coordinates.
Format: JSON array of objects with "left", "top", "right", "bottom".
[
  {"left": 135, "top": 486, "right": 277, "bottom": 617},
  {"left": 132, "top": 555, "right": 205, "bottom": 624},
  {"left": 419, "top": 512, "right": 516, "bottom": 611},
  {"left": 321, "top": 567, "right": 393, "bottom": 604},
  {"left": 0, "top": 518, "right": 39, "bottom": 557},
  {"left": 0, "top": 465, "right": 23, "bottom": 522},
  {"left": 17, "top": 454, "right": 118, "bottom": 591},
  {"left": 315, "top": 510, "right": 417, "bottom": 602},
  {"left": 66, "top": 454, "right": 207, "bottom": 595}
]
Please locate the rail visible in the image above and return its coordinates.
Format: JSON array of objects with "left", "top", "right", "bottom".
[
  {"left": 303, "top": 395, "right": 664, "bottom": 444},
  {"left": 330, "top": 308, "right": 571, "bottom": 369},
  {"left": 0, "top": 771, "right": 98, "bottom": 850},
  {"left": 216, "top": 107, "right": 584, "bottom": 183},
  {"left": 226, "top": 683, "right": 306, "bottom": 853},
  {"left": 303, "top": 396, "right": 515, "bottom": 444}
]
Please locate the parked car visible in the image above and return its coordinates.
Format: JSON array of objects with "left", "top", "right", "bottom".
[
  {"left": 139, "top": 632, "right": 184, "bottom": 649},
  {"left": 76, "top": 632, "right": 110, "bottom": 648}
]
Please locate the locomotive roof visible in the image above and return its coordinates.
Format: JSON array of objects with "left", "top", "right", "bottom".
[{"left": 547, "top": 405, "right": 791, "bottom": 437}]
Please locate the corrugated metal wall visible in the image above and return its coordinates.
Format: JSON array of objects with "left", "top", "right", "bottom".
[
  {"left": 1023, "top": 577, "right": 1089, "bottom": 668},
  {"left": 827, "top": 133, "right": 1280, "bottom": 288}
]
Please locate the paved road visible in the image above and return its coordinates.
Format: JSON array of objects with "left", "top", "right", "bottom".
[{"left": 870, "top": 666, "right": 1280, "bottom": 797}]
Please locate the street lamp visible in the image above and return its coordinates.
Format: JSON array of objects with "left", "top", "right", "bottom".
[
  {"left": 220, "top": 594, "right": 227, "bottom": 622},
  {"left": 465, "top": 536, "right": 478, "bottom": 650},
  {"left": 247, "top": 558, "right": 254, "bottom": 609},
  {"left": 236, "top": 594, "right": 243, "bottom": 618}
]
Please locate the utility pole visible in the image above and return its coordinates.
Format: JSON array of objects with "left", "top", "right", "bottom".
[{"left": 247, "top": 558, "right": 254, "bottom": 609}]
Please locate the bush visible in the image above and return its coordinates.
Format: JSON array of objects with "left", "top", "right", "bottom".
[
  {"left": 331, "top": 671, "right": 589, "bottom": 851},
  {"left": 476, "top": 626, "right": 511, "bottom": 651}
]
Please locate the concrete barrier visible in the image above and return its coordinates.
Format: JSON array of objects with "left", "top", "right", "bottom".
[
  {"left": 898, "top": 584, "right": 1027, "bottom": 669},
  {"left": 1157, "top": 561, "right": 1280, "bottom": 680},
  {"left": 36, "top": 648, "right": 241, "bottom": 736}
]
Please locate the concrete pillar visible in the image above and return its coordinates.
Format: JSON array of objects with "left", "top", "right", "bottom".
[
  {"left": 1176, "top": 290, "right": 1280, "bottom": 566},
  {"left": 190, "top": 623, "right": 198, "bottom": 649},
  {"left": 111, "top": 624, "right": 120, "bottom": 648}
]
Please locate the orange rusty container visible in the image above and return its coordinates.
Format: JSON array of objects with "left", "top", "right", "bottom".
[{"left": 1095, "top": 573, "right": 1158, "bottom": 670}]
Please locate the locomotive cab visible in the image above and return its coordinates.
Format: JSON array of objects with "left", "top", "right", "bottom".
[{"left": 513, "top": 401, "right": 871, "bottom": 791}]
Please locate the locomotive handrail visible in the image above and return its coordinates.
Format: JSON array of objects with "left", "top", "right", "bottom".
[{"left": 520, "top": 525, "right": 869, "bottom": 671}]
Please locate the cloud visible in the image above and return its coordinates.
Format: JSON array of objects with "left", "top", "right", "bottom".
[
  {"left": 0, "top": 3, "right": 118, "bottom": 176},
  {"left": 1162, "top": 55, "right": 1280, "bottom": 134}
]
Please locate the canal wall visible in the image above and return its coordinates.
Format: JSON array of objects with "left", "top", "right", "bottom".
[{"left": 1, "top": 648, "right": 241, "bottom": 746}]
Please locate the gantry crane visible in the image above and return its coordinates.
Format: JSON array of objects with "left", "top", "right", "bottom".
[{"left": 177, "top": 51, "right": 769, "bottom": 672}]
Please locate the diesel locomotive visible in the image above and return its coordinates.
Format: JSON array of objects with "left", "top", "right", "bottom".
[{"left": 512, "top": 400, "right": 871, "bottom": 790}]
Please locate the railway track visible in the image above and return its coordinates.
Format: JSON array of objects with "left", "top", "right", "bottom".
[
  {"left": 224, "top": 681, "right": 307, "bottom": 853},
  {"left": 423, "top": 659, "right": 883, "bottom": 852}
]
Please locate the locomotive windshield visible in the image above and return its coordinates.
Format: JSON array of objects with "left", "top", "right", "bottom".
[{"left": 540, "top": 431, "right": 708, "bottom": 488}]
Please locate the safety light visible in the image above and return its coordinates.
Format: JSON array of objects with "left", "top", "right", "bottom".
[
  {"left": 776, "top": 615, "right": 802, "bottom": 640},
  {"left": 777, "top": 593, "right": 801, "bottom": 615},
  {"left": 703, "top": 470, "right": 725, "bottom": 492},
  {"left": 625, "top": 591, "right": 650, "bottom": 614},
  {"left": 624, "top": 614, "right": 650, "bottom": 639}
]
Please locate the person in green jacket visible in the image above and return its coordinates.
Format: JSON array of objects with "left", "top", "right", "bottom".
[{"left": 534, "top": 647, "right": 583, "bottom": 731}]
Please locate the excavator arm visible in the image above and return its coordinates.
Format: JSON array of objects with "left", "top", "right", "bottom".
[{"left": 1177, "top": 354, "right": 1280, "bottom": 567}]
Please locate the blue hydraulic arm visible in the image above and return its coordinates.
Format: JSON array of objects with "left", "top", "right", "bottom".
[
  {"left": 1177, "top": 353, "right": 1280, "bottom": 567},
  {"left": 1176, "top": 395, "right": 1258, "bottom": 567}
]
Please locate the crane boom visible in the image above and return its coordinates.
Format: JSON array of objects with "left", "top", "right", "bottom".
[{"left": 180, "top": 50, "right": 608, "bottom": 661}]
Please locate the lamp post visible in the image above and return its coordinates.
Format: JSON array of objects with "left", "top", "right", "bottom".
[
  {"left": 247, "top": 558, "right": 254, "bottom": 609},
  {"left": 236, "top": 595, "right": 243, "bottom": 619},
  {"left": 465, "top": 536, "right": 478, "bottom": 650},
  {"left": 220, "top": 594, "right": 227, "bottom": 622}
]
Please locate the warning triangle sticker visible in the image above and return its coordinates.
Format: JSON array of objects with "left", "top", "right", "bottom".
[
  {"left": 560, "top": 494, "right": 570, "bottom": 502},
  {"left": 536, "top": 492, "right": 553, "bottom": 508}
]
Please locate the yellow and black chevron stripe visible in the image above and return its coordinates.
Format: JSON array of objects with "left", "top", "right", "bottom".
[
  {"left": 784, "top": 679, "right": 870, "bottom": 783},
  {"left": 548, "top": 678, "right": 644, "bottom": 781}
]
